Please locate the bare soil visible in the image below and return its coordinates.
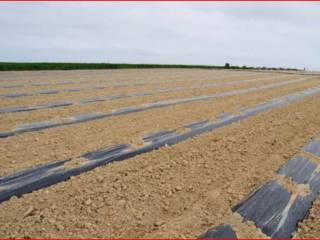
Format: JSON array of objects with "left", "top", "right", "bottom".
[
  {"left": 0, "top": 71, "right": 279, "bottom": 107},
  {"left": 0, "top": 69, "right": 319, "bottom": 238},
  {"left": 0, "top": 75, "right": 313, "bottom": 131}
]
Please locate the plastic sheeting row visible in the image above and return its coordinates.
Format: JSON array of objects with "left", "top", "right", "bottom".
[
  {"left": 1, "top": 85, "right": 320, "bottom": 204},
  {"left": 0, "top": 72, "right": 254, "bottom": 90},
  {"left": 0, "top": 77, "right": 310, "bottom": 138},
  {"left": 200, "top": 139, "right": 320, "bottom": 238},
  {"left": 0, "top": 74, "right": 291, "bottom": 113}
]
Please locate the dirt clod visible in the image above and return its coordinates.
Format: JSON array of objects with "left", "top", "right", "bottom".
[{"left": 23, "top": 206, "right": 36, "bottom": 218}]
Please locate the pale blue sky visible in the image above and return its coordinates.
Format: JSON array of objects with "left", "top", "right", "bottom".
[{"left": 0, "top": 2, "right": 319, "bottom": 70}]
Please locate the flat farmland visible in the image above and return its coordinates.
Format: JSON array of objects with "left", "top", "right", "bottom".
[{"left": 0, "top": 68, "right": 320, "bottom": 238}]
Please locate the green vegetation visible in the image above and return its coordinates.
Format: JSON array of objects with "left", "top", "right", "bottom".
[{"left": 0, "top": 62, "right": 301, "bottom": 71}]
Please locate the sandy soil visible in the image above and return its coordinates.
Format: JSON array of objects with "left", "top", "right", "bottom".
[
  {"left": 0, "top": 70, "right": 263, "bottom": 95},
  {"left": 0, "top": 69, "right": 270, "bottom": 86},
  {"left": 0, "top": 89, "right": 320, "bottom": 238},
  {"left": 0, "top": 75, "right": 313, "bottom": 131},
  {"left": 0, "top": 78, "right": 319, "bottom": 175},
  {"left": 0, "top": 72, "right": 280, "bottom": 107},
  {"left": 296, "top": 198, "right": 320, "bottom": 238},
  {"left": 0, "top": 69, "right": 320, "bottom": 238}
]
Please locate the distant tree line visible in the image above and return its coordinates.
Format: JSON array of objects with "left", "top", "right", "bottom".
[
  {"left": 224, "top": 62, "right": 300, "bottom": 71},
  {"left": 0, "top": 62, "right": 302, "bottom": 71}
]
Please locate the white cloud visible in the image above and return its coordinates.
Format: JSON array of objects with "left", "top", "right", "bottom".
[{"left": 0, "top": 2, "right": 319, "bottom": 70}]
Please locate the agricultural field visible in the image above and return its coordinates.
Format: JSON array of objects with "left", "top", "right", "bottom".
[{"left": 0, "top": 68, "right": 320, "bottom": 238}]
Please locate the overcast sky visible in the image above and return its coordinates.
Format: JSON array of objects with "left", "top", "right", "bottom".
[{"left": 0, "top": 2, "right": 319, "bottom": 70}]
